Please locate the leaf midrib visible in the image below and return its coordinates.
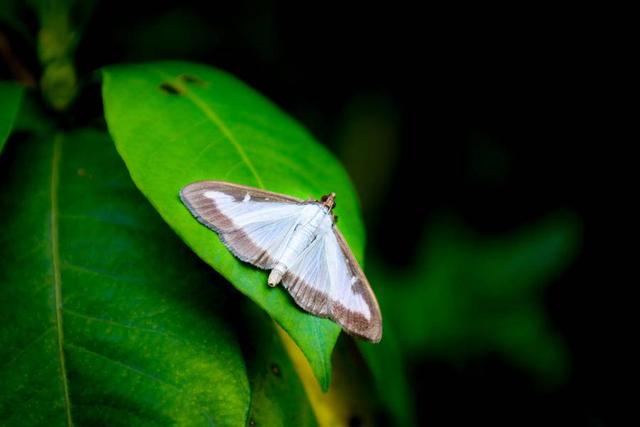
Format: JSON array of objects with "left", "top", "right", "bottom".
[
  {"left": 50, "top": 134, "right": 73, "bottom": 426},
  {"left": 148, "top": 66, "right": 333, "bottom": 388},
  {"left": 152, "top": 67, "right": 265, "bottom": 189}
]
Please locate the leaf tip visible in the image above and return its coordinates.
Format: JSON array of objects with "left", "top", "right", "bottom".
[{"left": 275, "top": 324, "right": 334, "bottom": 391}]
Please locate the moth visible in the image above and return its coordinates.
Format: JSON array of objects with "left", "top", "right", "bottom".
[{"left": 180, "top": 181, "right": 382, "bottom": 342}]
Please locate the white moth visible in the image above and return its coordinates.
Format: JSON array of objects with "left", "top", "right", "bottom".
[{"left": 180, "top": 181, "right": 382, "bottom": 342}]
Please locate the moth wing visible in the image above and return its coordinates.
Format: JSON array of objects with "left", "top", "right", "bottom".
[
  {"left": 282, "top": 235, "right": 332, "bottom": 317},
  {"left": 282, "top": 226, "right": 383, "bottom": 342},
  {"left": 180, "top": 181, "right": 305, "bottom": 269},
  {"left": 327, "top": 229, "right": 382, "bottom": 342}
]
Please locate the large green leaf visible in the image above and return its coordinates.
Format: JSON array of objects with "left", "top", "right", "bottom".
[
  {"left": 101, "top": 61, "right": 366, "bottom": 389},
  {"left": 0, "top": 81, "right": 23, "bottom": 154},
  {"left": 0, "top": 128, "right": 251, "bottom": 425}
]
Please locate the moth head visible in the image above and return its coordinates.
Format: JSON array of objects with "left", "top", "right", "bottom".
[{"left": 320, "top": 192, "right": 337, "bottom": 211}]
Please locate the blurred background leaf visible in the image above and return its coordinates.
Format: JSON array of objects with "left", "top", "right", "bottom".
[
  {"left": 335, "top": 92, "right": 398, "bottom": 217},
  {"left": 0, "top": 0, "right": 32, "bottom": 39},
  {"left": 372, "top": 213, "right": 580, "bottom": 384},
  {"left": 101, "top": 61, "right": 367, "bottom": 391},
  {"left": 0, "top": 80, "right": 23, "bottom": 153},
  {"left": 0, "top": 0, "right": 96, "bottom": 109},
  {"left": 357, "top": 325, "right": 414, "bottom": 426}
]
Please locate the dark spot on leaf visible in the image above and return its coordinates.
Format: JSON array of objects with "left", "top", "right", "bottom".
[
  {"left": 159, "top": 83, "right": 181, "bottom": 95},
  {"left": 77, "top": 168, "right": 92, "bottom": 179},
  {"left": 180, "top": 74, "right": 205, "bottom": 85},
  {"left": 348, "top": 415, "right": 363, "bottom": 427},
  {"left": 248, "top": 418, "right": 256, "bottom": 427},
  {"left": 270, "top": 362, "right": 281, "bottom": 377}
]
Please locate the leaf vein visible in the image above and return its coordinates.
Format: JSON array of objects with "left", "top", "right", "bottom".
[
  {"left": 66, "top": 342, "right": 180, "bottom": 389},
  {"left": 152, "top": 67, "right": 265, "bottom": 189},
  {"left": 64, "top": 309, "right": 215, "bottom": 356},
  {"left": 66, "top": 342, "right": 214, "bottom": 424},
  {"left": 50, "top": 134, "right": 74, "bottom": 426},
  {"left": 61, "top": 261, "right": 147, "bottom": 285},
  {"left": 0, "top": 328, "right": 54, "bottom": 371}
]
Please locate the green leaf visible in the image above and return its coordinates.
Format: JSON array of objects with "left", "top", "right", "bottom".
[
  {"left": 357, "top": 327, "right": 415, "bottom": 426},
  {"left": 101, "top": 61, "right": 366, "bottom": 389},
  {"left": 0, "top": 81, "right": 23, "bottom": 154},
  {"left": 243, "top": 306, "right": 316, "bottom": 427},
  {"left": 0, "top": 128, "right": 250, "bottom": 425}
]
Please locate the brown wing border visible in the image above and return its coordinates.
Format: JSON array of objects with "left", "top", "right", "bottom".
[
  {"left": 330, "top": 228, "right": 383, "bottom": 342},
  {"left": 179, "top": 180, "right": 304, "bottom": 268},
  {"left": 181, "top": 180, "right": 306, "bottom": 205},
  {"left": 281, "top": 226, "right": 383, "bottom": 343}
]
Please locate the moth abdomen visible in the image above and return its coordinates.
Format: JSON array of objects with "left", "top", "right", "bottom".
[{"left": 268, "top": 263, "right": 287, "bottom": 286}]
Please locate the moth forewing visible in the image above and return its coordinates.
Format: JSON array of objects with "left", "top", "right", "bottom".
[
  {"left": 180, "top": 180, "right": 383, "bottom": 342},
  {"left": 180, "top": 181, "right": 305, "bottom": 268},
  {"left": 331, "top": 228, "right": 382, "bottom": 342}
]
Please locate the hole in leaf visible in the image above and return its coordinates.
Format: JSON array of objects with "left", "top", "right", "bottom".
[
  {"left": 270, "top": 362, "right": 281, "bottom": 377},
  {"left": 180, "top": 74, "right": 205, "bottom": 85},
  {"left": 159, "top": 83, "right": 181, "bottom": 95}
]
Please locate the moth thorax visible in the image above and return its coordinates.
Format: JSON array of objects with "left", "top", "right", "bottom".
[{"left": 268, "top": 264, "right": 286, "bottom": 287}]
